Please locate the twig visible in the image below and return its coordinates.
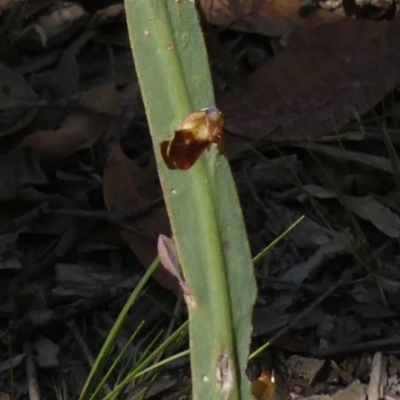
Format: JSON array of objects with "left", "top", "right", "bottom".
[
  {"left": 44, "top": 196, "right": 164, "bottom": 223},
  {"left": 0, "top": 204, "right": 48, "bottom": 235},
  {"left": 313, "top": 336, "right": 400, "bottom": 358},
  {"left": 3, "top": 276, "right": 138, "bottom": 345},
  {"left": 0, "top": 97, "right": 120, "bottom": 119},
  {"left": 268, "top": 275, "right": 345, "bottom": 346},
  {"left": 368, "top": 352, "right": 384, "bottom": 400},
  {"left": 68, "top": 320, "right": 112, "bottom": 395},
  {"left": 250, "top": 271, "right": 349, "bottom": 360},
  {"left": 0, "top": 197, "right": 164, "bottom": 235},
  {"left": 9, "top": 219, "right": 99, "bottom": 288},
  {"left": 24, "top": 341, "right": 41, "bottom": 400}
]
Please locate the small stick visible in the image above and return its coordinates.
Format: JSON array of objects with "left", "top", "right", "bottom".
[
  {"left": 68, "top": 320, "right": 111, "bottom": 395},
  {"left": 24, "top": 341, "right": 41, "bottom": 400},
  {"left": 0, "top": 197, "right": 164, "bottom": 235},
  {"left": 250, "top": 270, "right": 351, "bottom": 360},
  {"left": 269, "top": 277, "right": 344, "bottom": 346},
  {"left": 313, "top": 336, "right": 400, "bottom": 358},
  {"left": 3, "top": 276, "right": 138, "bottom": 345},
  {"left": 368, "top": 352, "right": 384, "bottom": 400}
]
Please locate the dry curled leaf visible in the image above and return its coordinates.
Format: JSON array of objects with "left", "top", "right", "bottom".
[
  {"left": 341, "top": 195, "right": 400, "bottom": 238},
  {"left": 20, "top": 84, "right": 118, "bottom": 164},
  {"left": 103, "top": 143, "right": 179, "bottom": 294},
  {"left": 220, "top": 15, "right": 400, "bottom": 145},
  {"left": 14, "top": 2, "right": 88, "bottom": 52},
  {"left": 199, "top": 0, "right": 344, "bottom": 37}
]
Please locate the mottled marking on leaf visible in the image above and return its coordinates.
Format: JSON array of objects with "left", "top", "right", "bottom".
[
  {"left": 183, "top": 282, "right": 198, "bottom": 310},
  {"left": 215, "top": 350, "right": 234, "bottom": 397}
]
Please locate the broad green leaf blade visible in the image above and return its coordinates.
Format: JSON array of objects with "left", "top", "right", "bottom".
[{"left": 125, "top": 1, "right": 257, "bottom": 399}]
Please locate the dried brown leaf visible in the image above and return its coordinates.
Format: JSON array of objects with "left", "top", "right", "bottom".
[
  {"left": 102, "top": 143, "right": 179, "bottom": 294},
  {"left": 20, "top": 84, "right": 118, "bottom": 164},
  {"left": 14, "top": 3, "right": 88, "bottom": 51},
  {"left": 220, "top": 16, "right": 400, "bottom": 143},
  {"left": 90, "top": 4, "right": 125, "bottom": 27},
  {"left": 199, "top": 0, "right": 344, "bottom": 37},
  {"left": 341, "top": 195, "right": 400, "bottom": 238}
]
